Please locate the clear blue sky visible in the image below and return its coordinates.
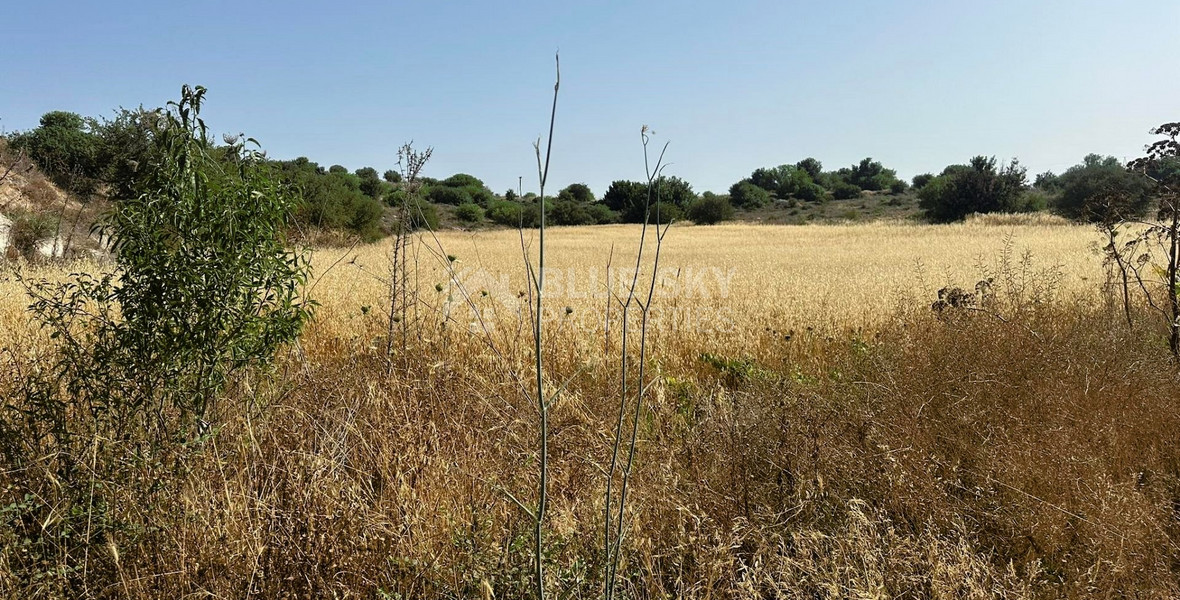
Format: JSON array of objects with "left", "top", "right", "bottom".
[{"left": 3, "top": 0, "right": 1177, "bottom": 196}]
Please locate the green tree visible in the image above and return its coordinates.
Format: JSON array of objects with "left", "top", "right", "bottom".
[
  {"left": 383, "top": 169, "right": 402, "bottom": 184},
  {"left": 848, "top": 157, "right": 899, "bottom": 191},
  {"left": 558, "top": 182, "right": 595, "bottom": 204},
  {"left": 455, "top": 202, "right": 485, "bottom": 223},
  {"left": 911, "top": 173, "right": 934, "bottom": 190},
  {"left": 1054, "top": 154, "right": 1152, "bottom": 222},
  {"left": 426, "top": 185, "right": 473, "bottom": 205},
  {"left": 686, "top": 192, "right": 734, "bottom": 224},
  {"left": 11, "top": 110, "right": 102, "bottom": 195},
  {"left": 728, "top": 180, "right": 771, "bottom": 209},
  {"left": 93, "top": 107, "right": 158, "bottom": 200},
  {"left": 796, "top": 157, "right": 823, "bottom": 181},
  {"left": 919, "top": 156, "right": 1028, "bottom": 223},
  {"left": 550, "top": 199, "right": 594, "bottom": 225},
  {"left": 443, "top": 173, "right": 484, "bottom": 188}
]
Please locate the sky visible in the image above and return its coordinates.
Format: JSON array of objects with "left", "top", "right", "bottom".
[{"left": 2, "top": 0, "right": 1178, "bottom": 196}]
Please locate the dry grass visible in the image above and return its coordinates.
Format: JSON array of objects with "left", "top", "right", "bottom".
[{"left": 3, "top": 222, "right": 1179, "bottom": 598}]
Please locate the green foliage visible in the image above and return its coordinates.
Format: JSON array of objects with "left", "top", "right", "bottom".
[
  {"left": 276, "top": 157, "right": 385, "bottom": 240},
  {"left": 830, "top": 180, "right": 862, "bottom": 200},
  {"left": 796, "top": 157, "right": 823, "bottom": 181},
  {"left": 21, "top": 84, "right": 313, "bottom": 440},
  {"left": 911, "top": 173, "right": 934, "bottom": 190},
  {"left": 488, "top": 199, "right": 544, "bottom": 228},
  {"left": 10, "top": 111, "right": 101, "bottom": 195},
  {"left": 1054, "top": 154, "right": 1152, "bottom": 223},
  {"left": 328, "top": 164, "right": 348, "bottom": 174},
  {"left": 602, "top": 180, "right": 648, "bottom": 218},
  {"left": 93, "top": 107, "right": 158, "bottom": 200},
  {"left": 585, "top": 203, "right": 618, "bottom": 224},
  {"left": 354, "top": 166, "right": 389, "bottom": 200},
  {"left": 463, "top": 185, "right": 496, "bottom": 207},
  {"left": 686, "top": 192, "right": 734, "bottom": 224},
  {"left": 557, "top": 183, "right": 595, "bottom": 204},
  {"left": 550, "top": 199, "right": 595, "bottom": 225},
  {"left": 443, "top": 173, "right": 484, "bottom": 188},
  {"left": 383, "top": 169, "right": 402, "bottom": 183},
  {"left": 1034, "top": 171, "right": 1061, "bottom": 192},
  {"left": 456, "top": 202, "right": 485, "bottom": 223},
  {"left": 889, "top": 179, "right": 909, "bottom": 195},
  {"left": 426, "top": 185, "right": 473, "bottom": 205},
  {"left": 504, "top": 189, "right": 518, "bottom": 202},
  {"left": 919, "top": 156, "right": 1028, "bottom": 223},
  {"left": 405, "top": 197, "right": 440, "bottom": 231},
  {"left": 848, "top": 157, "right": 899, "bottom": 191},
  {"left": 795, "top": 181, "right": 826, "bottom": 202},
  {"left": 728, "top": 180, "right": 771, "bottom": 209},
  {"left": 601, "top": 176, "right": 694, "bottom": 223}
]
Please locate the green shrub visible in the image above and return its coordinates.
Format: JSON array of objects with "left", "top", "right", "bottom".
[
  {"left": 443, "top": 173, "right": 484, "bottom": 188},
  {"left": 831, "top": 181, "right": 862, "bottom": 200},
  {"left": 848, "top": 157, "right": 899, "bottom": 191},
  {"left": 558, "top": 183, "right": 595, "bottom": 204},
  {"left": 426, "top": 185, "right": 473, "bottom": 205},
  {"left": 1053, "top": 154, "right": 1151, "bottom": 222},
  {"left": 10, "top": 111, "right": 102, "bottom": 195},
  {"left": 919, "top": 156, "right": 1028, "bottom": 223},
  {"left": 488, "top": 199, "right": 545, "bottom": 228},
  {"left": 728, "top": 180, "right": 771, "bottom": 209},
  {"left": 586, "top": 203, "right": 618, "bottom": 224},
  {"left": 463, "top": 185, "right": 496, "bottom": 207},
  {"left": 550, "top": 199, "right": 594, "bottom": 225},
  {"left": 406, "top": 198, "right": 440, "bottom": 231},
  {"left": 795, "top": 181, "right": 825, "bottom": 202},
  {"left": 911, "top": 173, "right": 934, "bottom": 189},
  {"left": 686, "top": 193, "right": 734, "bottom": 224},
  {"left": 889, "top": 180, "right": 909, "bottom": 195},
  {"left": 278, "top": 158, "right": 384, "bottom": 238},
  {"left": 456, "top": 202, "right": 485, "bottom": 223}
]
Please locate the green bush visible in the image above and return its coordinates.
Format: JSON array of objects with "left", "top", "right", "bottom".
[
  {"left": 426, "top": 185, "right": 473, "bottom": 205},
  {"left": 402, "top": 197, "right": 439, "bottom": 231},
  {"left": 686, "top": 193, "right": 734, "bottom": 224},
  {"left": 463, "top": 185, "right": 496, "bottom": 207},
  {"left": 602, "top": 178, "right": 694, "bottom": 222},
  {"left": 1053, "top": 154, "right": 1151, "bottom": 222},
  {"left": 1033, "top": 171, "right": 1060, "bottom": 192},
  {"left": 831, "top": 181, "right": 862, "bottom": 200},
  {"left": 488, "top": 199, "right": 545, "bottom": 228},
  {"left": 550, "top": 199, "right": 594, "bottom": 225},
  {"left": 558, "top": 183, "right": 595, "bottom": 204},
  {"left": 443, "top": 173, "right": 484, "bottom": 188},
  {"left": 456, "top": 202, "right": 485, "bottom": 223},
  {"left": 796, "top": 157, "right": 823, "bottom": 181},
  {"left": 586, "top": 203, "right": 618, "bottom": 224},
  {"left": 919, "top": 156, "right": 1028, "bottom": 223},
  {"left": 889, "top": 180, "right": 909, "bottom": 195},
  {"left": 728, "top": 180, "right": 771, "bottom": 209},
  {"left": 848, "top": 157, "right": 899, "bottom": 191},
  {"left": 10, "top": 111, "right": 102, "bottom": 195},
  {"left": 795, "top": 181, "right": 825, "bottom": 202},
  {"left": 277, "top": 158, "right": 384, "bottom": 239},
  {"left": 911, "top": 173, "right": 934, "bottom": 189}
]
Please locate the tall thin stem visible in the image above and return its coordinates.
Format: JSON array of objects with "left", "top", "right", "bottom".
[{"left": 531, "top": 52, "right": 559, "bottom": 600}]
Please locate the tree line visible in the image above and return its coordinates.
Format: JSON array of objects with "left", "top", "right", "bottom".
[{"left": 6, "top": 105, "right": 1175, "bottom": 240}]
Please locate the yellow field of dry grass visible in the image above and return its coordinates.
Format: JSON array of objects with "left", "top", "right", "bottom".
[
  {"left": 301, "top": 220, "right": 1104, "bottom": 344},
  {"left": 0, "top": 221, "right": 1107, "bottom": 334},
  {"left": 8, "top": 220, "right": 1176, "bottom": 599}
]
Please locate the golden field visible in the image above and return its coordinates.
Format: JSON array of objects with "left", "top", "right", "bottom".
[{"left": 4, "top": 220, "right": 1180, "bottom": 599}]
